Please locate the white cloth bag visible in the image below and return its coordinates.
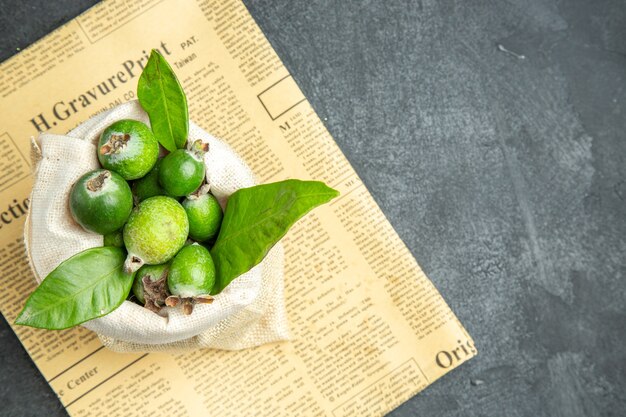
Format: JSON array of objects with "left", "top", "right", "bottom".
[{"left": 24, "top": 100, "right": 289, "bottom": 352}]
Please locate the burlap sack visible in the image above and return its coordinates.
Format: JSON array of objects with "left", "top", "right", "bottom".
[{"left": 24, "top": 100, "right": 289, "bottom": 353}]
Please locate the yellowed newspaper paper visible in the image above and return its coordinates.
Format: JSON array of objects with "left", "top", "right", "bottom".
[{"left": 0, "top": 0, "right": 476, "bottom": 415}]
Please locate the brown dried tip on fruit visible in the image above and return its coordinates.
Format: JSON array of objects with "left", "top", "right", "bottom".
[
  {"left": 165, "top": 295, "right": 180, "bottom": 307},
  {"left": 86, "top": 170, "right": 111, "bottom": 192},
  {"left": 132, "top": 263, "right": 171, "bottom": 313},
  {"left": 165, "top": 294, "right": 214, "bottom": 315},
  {"left": 100, "top": 133, "right": 131, "bottom": 155},
  {"left": 142, "top": 273, "right": 169, "bottom": 314}
]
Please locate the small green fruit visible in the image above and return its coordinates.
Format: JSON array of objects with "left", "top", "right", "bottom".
[
  {"left": 132, "top": 159, "right": 171, "bottom": 202},
  {"left": 98, "top": 119, "right": 159, "bottom": 180},
  {"left": 123, "top": 196, "right": 189, "bottom": 273},
  {"left": 103, "top": 230, "right": 124, "bottom": 247},
  {"left": 69, "top": 169, "right": 133, "bottom": 235},
  {"left": 165, "top": 244, "right": 215, "bottom": 315},
  {"left": 182, "top": 191, "right": 223, "bottom": 242},
  {"left": 158, "top": 148, "right": 205, "bottom": 197},
  {"left": 132, "top": 263, "right": 170, "bottom": 312},
  {"left": 168, "top": 244, "right": 215, "bottom": 296}
]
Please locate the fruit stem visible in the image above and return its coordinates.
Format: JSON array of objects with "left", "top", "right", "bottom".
[
  {"left": 164, "top": 295, "right": 213, "bottom": 315},
  {"left": 194, "top": 295, "right": 214, "bottom": 304},
  {"left": 182, "top": 298, "right": 194, "bottom": 315},
  {"left": 188, "top": 183, "right": 211, "bottom": 200},
  {"left": 187, "top": 139, "right": 209, "bottom": 160},
  {"left": 124, "top": 254, "right": 144, "bottom": 274}
]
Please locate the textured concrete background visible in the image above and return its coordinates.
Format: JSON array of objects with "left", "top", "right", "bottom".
[{"left": 1, "top": 0, "right": 625, "bottom": 416}]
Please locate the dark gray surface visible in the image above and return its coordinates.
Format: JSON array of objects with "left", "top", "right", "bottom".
[{"left": 1, "top": 0, "right": 625, "bottom": 416}]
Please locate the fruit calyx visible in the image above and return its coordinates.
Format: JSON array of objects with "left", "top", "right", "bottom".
[
  {"left": 187, "top": 139, "right": 209, "bottom": 161},
  {"left": 142, "top": 270, "right": 170, "bottom": 314},
  {"left": 86, "top": 170, "right": 111, "bottom": 192},
  {"left": 100, "top": 133, "right": 130, "bottom": 155},
  {"left": 165, "top": 294, "right": 214, "bottom": 315}
]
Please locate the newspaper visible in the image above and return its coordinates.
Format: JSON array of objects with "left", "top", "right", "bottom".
[{"left": 0, "top": 0, "right": 476, "bottom": 415}]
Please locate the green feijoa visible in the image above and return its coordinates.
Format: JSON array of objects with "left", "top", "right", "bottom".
[
  {"left": 132, "top": 159, "right": 171, "bottom": 202},
  {"left": 69, "top": 169, "right": 133, "bottom": 235},
  {"left": 165, "top": 244, "right": 215, "bottom": 315},
  {"left": 182, "top": 192, "right": 223, "bottom": 242},
  {"left": 123, "top": 196, "right": 189, "bottom": 273},
  {"left": 98, "top": 119, "right": 159, "bottom": 180},
  {"left": 132, "top": 263, "right": 170, "bottom": 312},
  {"left": 168, "top": 244, "right": 215, "bottom": 298},
  {"left": 103, "top": 230, "right": 124, "bottom": 247},
  {"left": 158, "top": 148, "right": 205, "bottom": 197}
]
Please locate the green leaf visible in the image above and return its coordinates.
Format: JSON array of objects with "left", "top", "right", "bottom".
[
  {"left": 137, "top": 49, "right": 188, "bottom": 152},
  {"left": 211, "top": 180, "right": 339, "bottom": 293},
  {"left": 15, "top": 247, "right": 135, "bottom": 330}
]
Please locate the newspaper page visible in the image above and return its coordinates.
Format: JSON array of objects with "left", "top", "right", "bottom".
[{"left": 0, "top": 0, "right": 476, "bottom": 416}]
